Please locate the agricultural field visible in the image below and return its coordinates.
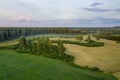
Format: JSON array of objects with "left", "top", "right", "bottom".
[
  {"left": 43, "top": 35, "right": 120, "bottom": 79},
  {"left": 64, "top": 36, "right": 120, "bottom": 80},
  {"left": 0, "top": 34, "right": 120, "bottom": 80},
  {"left": 0, "top": 0, "right": 120, "bottom": 80}
]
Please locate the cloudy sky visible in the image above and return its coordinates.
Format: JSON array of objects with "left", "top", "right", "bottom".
[{"left": 0, "top": 0, "right": 120, "bottom": 27}]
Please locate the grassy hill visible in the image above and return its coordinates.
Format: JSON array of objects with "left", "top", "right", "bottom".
[{"left": 0, "top": 50, "right": 117, "bottom": 80}]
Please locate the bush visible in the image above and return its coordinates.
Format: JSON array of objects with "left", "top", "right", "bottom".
[
  {"left": 116, "top": 41, "right": 120, "bottom": 43},
  {"left": 70, "top": 63, "right": 102, "bottom": 72},
  {"left": 51, "top": 40, "right": 104, "bottom": 47},
  {"left": 15, "top": 47, "right": 30, "bottom": 53}
]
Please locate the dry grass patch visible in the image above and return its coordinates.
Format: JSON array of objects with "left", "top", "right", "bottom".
[
  {"left": 63, "top": 35, "right": 120, "bottom": 80},
  {"left": 0, "top": 40, "right": 18, "bottom": 47},
  {"left": 50, "top": 37, "right": 78, "bottom": 41}
]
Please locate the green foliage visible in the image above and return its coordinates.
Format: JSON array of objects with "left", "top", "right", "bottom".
[
  {"left": 96, "top": 35, "right": 100, "bottom": 40},
  {"left": 58, "top": 39, "right": 64, "bottom": 57},
  {"left": 100, "top": 31, "right": 120, "bottom": 41},
  {"left": 51, "top": 40, "right": 104, "bottom": 47},
  {"left": 19, "top": 36, "right": 27, "bottom": 49},
  {"left": 0, "top": 27, "right": 85, "bottom": 42},
  {"left": 116, "top": 41, "right": 120, "bottom": 43},
  {"left": 70, "top": 63, "right": 102, "bottom": 72},
  {"left": 86, "top": 35, "right": 91, "bottom": 42},
  {"left": 12, "top": 37, "right": 74, "bottom": 62},
  {"left": 76, "top": 35, "right": 83, "bottom": 41}
]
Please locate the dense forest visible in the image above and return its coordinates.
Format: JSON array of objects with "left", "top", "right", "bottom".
[
  {"left": 0, "top": 27, "right": 120, "bottom": 42},
  {"left": 0, "top": 27, "right": 87, "bottom": 42}
]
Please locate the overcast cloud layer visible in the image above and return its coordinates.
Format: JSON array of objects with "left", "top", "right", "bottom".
[{"left": 0, "top": 0, "right": 120, "bottom": 27}]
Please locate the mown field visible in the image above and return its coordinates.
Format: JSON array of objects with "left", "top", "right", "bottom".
[
  {"left": 64, "top": 36, "right": 120, "bottom": 80},
  {"left": 0, "top": 50, "right": 117, "bottom": 80},
  {"left": 0, "top": 34, "right": 119, "bottom": 80},
  {"left": 48, "top": 35, "right": 120, "bottom": 80}
]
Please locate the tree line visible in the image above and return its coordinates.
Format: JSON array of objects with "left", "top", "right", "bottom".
[
  {"left": 0, "top": 27, "right": 87, "bottom": 42},
  {"left": 99, "top": 30, "right": 120, "bottom": 41},
  {"left": 16, "top": 36, "right": 74, "bottom": 61}
]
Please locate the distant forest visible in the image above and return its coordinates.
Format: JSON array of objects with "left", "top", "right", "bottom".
[
  {"left": 0, "top": 27, "right": 86, "bottom": 42},
  {"left": 0, "top": 27, "right": 120, "bottom": 42}
]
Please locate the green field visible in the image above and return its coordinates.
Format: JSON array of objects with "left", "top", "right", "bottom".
[
  {"left": 0, "top": 50, "right": 117, "bottom": 80},
  {"left": 0, "top": 34, "right": 118, "bottom": 80}
]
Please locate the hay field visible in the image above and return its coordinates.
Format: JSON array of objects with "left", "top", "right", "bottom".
[
  {"left": 0, "top": 35, "right": 120, "bottom": 79},
  {"left": 50, "top": 37, "right": 77, "bottom": 41},
  {"left": 0, "top": 40, "right": 18, "bottom": 47},
  {"left": 50, "top": 36, "right": 120, "bottom": 79},
  {"left": 62, "top": 35, "right": 120, "bottom": 79}
]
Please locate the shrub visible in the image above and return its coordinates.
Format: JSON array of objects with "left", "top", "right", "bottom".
[
  {"left": 116, "top": 41, "right": 120, "bottom": 43},
  {"left": 51, "top": 40, "right": 104, "bottom": 47}
]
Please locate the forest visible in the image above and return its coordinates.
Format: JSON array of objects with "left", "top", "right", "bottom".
[
  {"left": 0, "top": 27, "right": 120, "bottom": 80},
  {"left": 0, "top": 27, "right": 120, "bottom": 42}
]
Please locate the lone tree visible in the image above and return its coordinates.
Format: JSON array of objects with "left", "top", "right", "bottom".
[
  {"left": 76, "top": 35, "right": 79, "bottom": 40},
  {"left": 27, "top": 39, "right": 32, "bottom": 52},
  {"left": 76, "top": 35, "right": 83, "bottom": 41},
  {"left": 58, "top": 39, "right": 64, "bottom": 57},
  {"left": 31, "top": 41, "right": 36, "bottom": 54},
  {"left": 79, "top": 35, "right": 83, "bottom": 41},
  {"left": 87, "top": 35, "right": 91, "bottom": 42},
  {"left": 36, "top": 37, "right": 41, "bottom": 55},
  {"left": 44, "top": 37, "right": 52, "bottom": 52},
  {"left": 96, "top": 35, "right": 100, "bottom": 40},
  {"left": 19, "top": 36, "right": 27, "bottom": 49}
]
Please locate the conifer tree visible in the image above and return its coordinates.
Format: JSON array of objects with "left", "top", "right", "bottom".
[
  {"left": 58, "top": 39, "right": 64, "bottom": 57},
  {"left": 44, "top": 37, "right": 51, "bottom": 52},
  {"left": 87, "top": 35, "right": 91, "bottom": 42},
  {"left": 36, "top": 37, "right": 41, "bottom": 55},
  {"left": 96, "top": 35, "right": 100, "bottom": 40},
  {"left": 79, "top": 35, "right": 83, "bottom": 41},
  {"left": 19, "top": 36, "right": 27, "bottom": 49},
  {"left": 31, "top": 41, "right": 36, "bottom": 54}
]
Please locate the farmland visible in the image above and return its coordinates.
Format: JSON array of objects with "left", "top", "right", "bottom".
[{"left": 0, "top": 34, "right": 120, "bottom": 80}]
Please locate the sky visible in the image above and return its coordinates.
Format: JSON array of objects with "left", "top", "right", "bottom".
[{"left": 0, "top": 0, "right": 120, "bottom": 27}]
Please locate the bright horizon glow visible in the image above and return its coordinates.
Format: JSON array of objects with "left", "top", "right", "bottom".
[{"left": 0, "top": 0, "right": 120, "bottom": 27}]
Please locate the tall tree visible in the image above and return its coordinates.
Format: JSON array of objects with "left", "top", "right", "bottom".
[
  {"left": 44, "top": 37, "right": 51, "bottom": 52},
  {"left": 96, "top": 35, "right": 100, "bottom": 40},
  {"left": 19, "top": 36, "right": 27, "bottom": 49},
  {"left": 31, "top": 40, "right": 36, "bottom": 54},
  {"left": 36, "top": 37, "right": 41, "bottom": 55},
  {"left": 58, "top": 39, "right": 64, "bottom": 57},
  {"left": 87, "top": 35, "right": 91, "bottom": 42}
]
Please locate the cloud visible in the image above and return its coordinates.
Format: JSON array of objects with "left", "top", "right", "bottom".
[
  {"left": 94, "top": 17, "right": 120, "bottom": 24},
  {"left": 18, "top": 3, "right": 25, "bottom": 6},
  {"left": 14, "top": 17, "right": 120, "bottom": 27},
  {"left": 114, "top": 9, "right": 120, "bottom": 12},
  {"left": 84, "top": 2, "right": 120, "bottom": 13},
  {"left": 91, "top": 2, "right": 103, "bottom": 7},
  {"left": 84, "top": 7, "right": 120, "bottom": 13},
  {"left": 84, "top": 7, "right": 110, "bottom": 12},
  {"left": 16, "top": 16, "right": 31, "bottom": 22}
]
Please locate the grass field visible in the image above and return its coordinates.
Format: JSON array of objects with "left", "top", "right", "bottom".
[
  {"left": 0, "top": 34, "right": 119, "bottom": 80},
  {"left": 0, "top": 50, "right": 117, "bottom": 80}
]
